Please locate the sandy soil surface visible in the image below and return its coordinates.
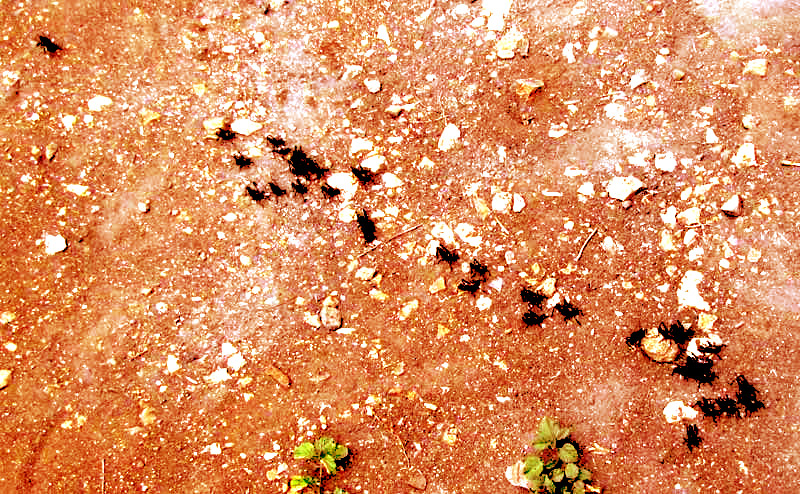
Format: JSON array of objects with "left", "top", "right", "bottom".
[{"left": 2, "top": 0, "right": 800, "bottom": 492}]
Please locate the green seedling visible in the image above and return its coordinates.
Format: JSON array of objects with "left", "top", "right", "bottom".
[
  {"left": 522, "top": 417, "right": 598, "bottom": 494},
  {"left": 290, "top": 436, "right": 349, "bottom": 494}
]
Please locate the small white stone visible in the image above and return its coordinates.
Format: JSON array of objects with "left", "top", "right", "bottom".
[
  {"left": 227, "top": 352, "right": 246, "bottom": 371},
  {"left": 437, "top": 124, "right": 461, "bottom": 152},
  {"left": 562, "top": 42, "right": 576, "bottom": 63},
  {"left": 743, "top": 58, "right": 768, "bottom": 76},
  {"left": 222, "top": 213, "right": 237, "bottom": 222},
  {"left": 742, "top": 114, "right": 758, "bottom": 129},
  {"left": 512, "top": 193, "right": 526, "bottom": 212},
  {"left": 240, "top": 255, "right": 251, "bottom": 266},
  {"left": 166, "top": 355, "right": 181, "bottom": 373},
  {"left": 349, "top": 137, "right": 373, "bottom": 155},
  {"left": 476, "top": 295, "right": 492, "bottom": 311},
  {"left": 360, "top": 154, "right": 386, "bottom": 172},
  {"left": 87, "top": 95, "right": 113, "bottom": 112},
  {"left": 660, "top": 206, "right": 677, "bottom": 227},
  {"left": 629, "top": 70, "right": 648, "bottom": 89},
  {"left": 327, "top": 172, "right": 358, "bottom": 198},
  {"left": 705, "top": 128, "right": 719, "bottom": 144},
  {"left": 65, "top": 184, "right": 90, "bottom": 196},
  {"left": 732, "top": 143, "right": 757, "bottom": 167},
  {"left": 204, "top": 368, "right": 232, "bottom": 384},
  {"left": 138, "top": 201, "right": 150, "bottom": 213},
  {"left": 364, "top": 79, "right": 381, "bottom": 93},
  {"left": 687, "top": 334, "right": 724, "bottom": 359},
  {"left": 355, "top": 267, "right": 376, "bottom": 280},
  {"left": 677, "top": 270, "right": 711, "bottom": 311},
  {"left": 381, "top": 173, "right": 403, "bottom": 188},
  {"left": 44, "top": 234, "right": 67, "bottom": 255},
  {"left": 230, "top": 119, "right": 262, "bottom": 136},
  {"left": 676, "top": 207, "right": 701, "bottom": 226},
  {"left": 491, "top": 192, "right": 512, "bottom": 213},
  {"left": 454, "top": 223, "right": 481, "bottom": 247},
  {"left": 376, "top": 24, "right": 391, "bottom": 45},
  {"left": 604, "top": 103, "right": 627, "bottom": 121},
  {"left": 721, "top": 195, "right": 742, "bottom": 217},
  {"left": 221, "top": 342, "right": 237, "bottom": 356},
  {"left": 0, "top": 369, "right": 11, "bottom": 389},
  {"left": 663, "top": 401, "right": 698, "bottom": 423},
  {"left": 655, "top": 152, "right": 677, "bottom": 172},
  {"left": 577, "top": 182, "right": 595, "bottom": 197},
  {"left": 61, "top": 114, "right": 77, "bottom": 130},
  {"left": 606, "top": 176, "right": 644, "bottom": 201},
  {"left": 431, "top": 222, "right": 456, "bottom": 245}
]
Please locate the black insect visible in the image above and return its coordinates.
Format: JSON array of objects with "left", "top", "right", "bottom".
[
  {"left": 268, "top": 182, "right": 287, "bottom": 197},
  {"left": 287, "top": 146, "right": 327, "bottom": 180},
  {"left": 266, "top": 135, "right": 287, "bottom": 150},
  {"left": 457, "top": 279, "right": 481, "bottom": 293},
  {"left": 735, "top": 375, "right": 765, "bottom": 415},
  {"left": 468, "top": 259, "right": 489, "bottom": 282},
  {"left": 520, "top": 287, "right": 547, "bottom": 309},
  {"left": 522, "top": 310, "right": 547, "bottom": 327},
  {"left": 673, "top": 356, "right": 716, "bottom": 384},
  {"left": 320, "top": 183, "right": 341, "bottom": 198},
  {"left": 351, "top": 166, "right": 377, "bottom": 186},
  {"left": 625, "top": 328, "right": 646, "bottom": 348},
  {"left": 435, "top": 245, "right": 459, "bottom": 266},
  {"left": 232, "top": 153, "right": 253, "bottom": 169},
  {"left": 695, "top": 397, "right": 722, "bottom": 420},
  {"left": 715, "top": 396, "right": 740, "bottom": 418},
  {"left": 657, "top": 321, "right": 694, "bottom": 346},
  {"left": 684, "top": 424, "right": 702, "bottom": 452},
  {"left": 554, "top": 301, "right": 583, "bottom": 325},
  {"left": 291, "top": 180, "right": 308, "bottom": 195},
  {"left": 36, "top": 35, "right": 62, "bottom": 54},
  {"left": 245, "top": 182, "right": 267, "bottom": 202},
  {"left": 696, "top": 339, "right": 725, "bottom": 354},
  {"left": 356, "top": 209, "right": 376, "bottom": 243},
  {"left": 216, "top": 125, "right": 236, "bottom": 141}
]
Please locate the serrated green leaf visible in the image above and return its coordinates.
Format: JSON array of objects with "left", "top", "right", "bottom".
[
  {"left": 533, "top": 439, "right": 551, "bottom": 451},
  {"left": 559, "top": 443, "right": 579, "bottom": 463},
  {"left": 551, "top": 468, "right": 564, "bottom": 483},
  {"left": 333, "top": 444, "right": 349, "bottom": 461},
  {"left": 320, "top": 454, "right": 337, "bottom": 474},
  {"left": 537, "top": 417, "right": 559, "bottom": 447},
  {"left": 556, "top": 425, "right": 572, "bottom": 441},
  {"left": 523, "top": 455, "right": 544, "bottom": 478},
  {"left": 578, "top": 468, "right": 592, "bottom": 481},
  {"left": 543, "top": 475, "right": 556, "bottom": 493},
  {"left": 544, "top": 458, "right": 558, "bottom": 470},
  {"left": 315, "top": 436, "right": 337, "bottom": 455},
  {"left": 289, "top": 476, "right": 314, "bottom": 493},
  {"left": 294, "top": 442, "right": 316, "bottom": 460},
  {"left": 565, "top": 462, "right": 579, "bottom": 479}
]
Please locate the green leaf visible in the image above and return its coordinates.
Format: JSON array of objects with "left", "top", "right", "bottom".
[
  {"left": 528, "top": 477, "right": 542, "bottom": 490},
  {"left": 333, "top": 444, "right": 349, "bottom": 461},
  {"left": 523, "top": 455, "right": 544, "bottom": 478},
  {"left": 558, "top": 443, "right": 579, "bottom": 463},
  {"left": 544, "top": 458, "right": 558, "bottom": 470},
  {"left": 315, "top": 436, "right": 337, "bottom": 455},
  {"left": 333, "top": 489, "right": 348, "bottom": 494},
  {"left": 565, "top": 462, "right": 579, "bottom": 479},
  {"left": 572, "top": 481, "right": 586, "bottom": 494},
  {"left": 578, "top": 468, "right": 592, "bottom": 481},
  {"left": 551, "top": 468, "right": 564, "bottom": 483},
  {"left": 289, "top": 476, "right": 314, "bottom": 493},
  {"left": 537, "top": 417, "right": 559, "bottom": 447},
  {"left": 543, "top": 475, "right": 556, "bottom": 493},
  {"left": 293, "top": 442, "right": 316, "bottom": 460},
  {"left": 320, "top": 454, "right": 337, "bottom": 474}
]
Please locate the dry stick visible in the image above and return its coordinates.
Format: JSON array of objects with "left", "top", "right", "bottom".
[
  {"left": 574, "top": 228, "right": 598, "bottom": 262},
  {"left": 101, "top": 459, "right": 105, "bottom": 494},
  {"left": 357, "top": 224, "right": 422, "bottom": 258}
]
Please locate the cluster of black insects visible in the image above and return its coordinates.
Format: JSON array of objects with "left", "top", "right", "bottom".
[
  {"left": 518, "top": 286, "right": 583, "bottom": 327},
  {"left": 434, "top": 245, "right": 491, "bottom": 294},
  {"left": 219, "top": 131, "right": 378, "bottom": 244},
  {"left": 626, "top": 320, "right": 765, "bottom": 451}
]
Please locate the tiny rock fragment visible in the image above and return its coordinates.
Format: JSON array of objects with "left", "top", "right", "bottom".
[
  {"left": 61, "top": 114, "right": 77, "bottom": 130},
  {"left": 659, "top": 230, "right": 677, "bottom": 251},
  {"left": 604, "top": 102, "right": 627, "bottom": 121},
  {"left": 376, "top": 24, "right": 391, "bottom": 45},
  {"left": 506, "top": 460, "right": 532, "bottom": 489},
  {"left": 327, "top": 172, "right": 358, "bottom": 198},
  {"left": 139, "top": 404, "right": 157, "bottom": 426},
  {"left": 87, "top": 95, "right": 113, "bottom": 111},
  {"left": 436, "top": 324, "right": 450, "bottom": 338},
  {"left": 606, "top": 176, "right": 644, "bottom": 201},
  {"left": 0, "top": 312, "right": 16, "bottom": 324},
  {"left": 476, "top": 295, "right": 492, "bottom": 311},
  {"left": 746, "top": 247, "right": 762, "bottom": 263},
  {"left": 360, "top": 154, "right": 386, "bottom": 172},
  {"left": 663, "top": 400, "right": 699, "bottom": 423},
  {"left": 65, "top": 184, "right": 90, "bottom": 197},
  {"left": 677, "top": 207, "right": 701, "bottom": 226},
  {"left": 491, "top": 191, "right": 512, "bottom": 213},
  {"left": 655, "top": 152, "right": 677, "bottom": 172},
  {"left": 721, "top": 195, "right": 742, "bottom": 217},
  {"left": 697, "top": 313, "right": 718, "bottom": 331},
  {"left": 319, "top": 293, "right": 342, "bottom": 330},
  {"left": 515, "top": 79, "right": 544, "bottom": 98},
  {"left": 437, "top": 123, "right": 461, "bottom": 152},
  {"left": 672, "top": 68, "right": 686, "bottom": 80},
  {"left": 454, "top": 222, "right": 481, "bottom": 247},
  {"left": 473, "top": 196, "right": 490, "bottom": 220},
  {"left": 355, "top": 267, "right": 376, "bottom": 281},
  {"left": 537, "top": 277, "right": 557, "bottom": 297},
  {"left": 429, "top": 276, "right": 446, "bottom": 294},
  {"left": 677, "top": 270, "right": 711, "bottom": 311},
  {"left": 442, "top": 426, "right": 458, "bottom": 445},
  {"left": 431, "top": 222, "right": 456, "bottom": 245},
  {"left": 418, "top": 156, "right": 435, "bottom": 169},
  {"left": 265, "top": 364, "right": 291, "bottom": 388},
  {"left": 401, "top": 468, "right": 427, "bottom": 490},
  {"left": 687, "top": 333, "right": 724, "bottom": 359},
  {"left": 166, "top": 355, "right": 181, "bottom": 373},
  {"left": 0, "top": 369, "right": 11, "bottom": 389},
  {"left": 138, "top": 108, "right": 161, "bottom": 126},
  {"left": 364, "top": 79, "right": 381, "bottom": 93},
  {"left": 495, "top": 27, "right": 524, "bottom": 59},
  {"left": 743, "top": 58, "right": 768, "bottom": 76},
  {"left": 204, "top": 368, "right": 232, "bottom": 384},
  {"left": 230, "top": 119, "right": 262, "bottom": 136},
  {"left": 705, "top": 128, "right": 719, "bottom": 144},
  {"left": 629, "top": 69, "right": 648, "bottom": 89},
  {"left": 732, "top": 143, "right": 757, "bottom": 167},
  {"left": 369, "top": 288, "right": 389, "bottom": 301},
  {"left": 349, "top": 137, "right": 373, "bottom": 155},
  {"left": 44, "top": 234, "right": 67, "bottom": 255},
  {"left": 398, "top": 300, "right": 419, "bottom": 320},
  {"left": 512, "top": 193, "right": 526, "bottom": 212},
  {"left": 382, "top": 172, "right": 403, "bottom": 188},
  {"left": 227, "top": 352, "right": 246, "bottom": 371},
  {"left": 641, "top": 327, "right": 680, "bottom": 362},
  {"left": 45, "top": 142, "right": 58, "bottom": 161},
  {"left": 202, "top": 117, "right": 225, "bottom": 132},
  {"left": 742, "top": 114, "right": 758, "bottom": 129},
  {"left": 577, "top": 182, "right": 595, "bottom": 197}
]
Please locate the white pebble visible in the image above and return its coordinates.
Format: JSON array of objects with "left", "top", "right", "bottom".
[
  {"left": 44, "top": 234, "right": 67, "bottom": 255},
  {"left": 230, "top": 119, "right": 262, "bottom": 136},
  {"left": 87, "top": 95, "right": 113, "bottom": 112},
  {"left": 364, "top": 79, "right": 381, "bottom": 93},
  {"left": 606, "top": 176, "right": 643, "bottom": 201},
  {"left": 437, "top": 124, "right": 461, "bottom": 152}
]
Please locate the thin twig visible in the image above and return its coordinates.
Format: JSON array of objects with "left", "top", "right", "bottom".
[
  {"left": 357, "top": 224, "right": 422, "bottom": 258},
  {"left": 101, "top": 458, "right": 105, "bottom": 494},
  {"left": 574, "top": 228, "right": 598, "bottom": 262}
]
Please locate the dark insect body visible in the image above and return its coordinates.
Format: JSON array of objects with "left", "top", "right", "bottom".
[
  {"left": 684, "top": 424, "right": 702, "bottom": 452},
  {"left": 351, "top": 166, "right": 377, "bottom": 186},
  {"left": 291, "top": 180, "right": 309, "bottom": 195},
  {"left": 268, "top": 182, "right": 287, "bottom": 197},
  {"left": 658, "top": 320, "right": 694, "bottom": 345},
  {"left": 245, "top": 182, "right": 267, "bottom": 202},
  {"left": 554, "top": 301, "right": 583, "bottom": 324},
  {"left": 697, "top": 339, "right": 725, "bottom": 354},
  {"left": 735, "top": 375, "right": 765, "bottom": 415},
  {"left": 625, "top": 328, "right": 646, "bottom": 348},
  {"left": 715, "top": 396, "right": 740, "bottom": 418},
  {"left": 695, "top": 397, "right": 722, "bottom": 420},
  {"left": 457, "top": 279, "right": 481, "bottom": 293},
  {"left": 522, "top": 310, "right": 547, "bottom": 327},
  {"left": 520, "top": 287, "right": 547, "bottom": 308},
  {"left": 356, "top": 209, "right": 376, "bottom": 243},
  {"left": 468, "top": 259, "right": 489, "bottom": 281},
  {"left": 36, "top": 35, "right": 62, "bottom": 54},
  {"left": 673, "top": 356, "right": 716, "bottom": 384},
  {"left": 320, "top": 183, "right": 341, "bottom": 198},
  {"left": 435, "top": 245, "right": 459, "bottom": 266},
  {"left": 266, "top": 135, "right": 287, "bottom": 150},
  {"left": 233, "top": 153, "right": 253, "bottom": 169},
  {"left": 216, "top": 126, "right": 237, "bottom": 141},
  {"left": 288, "top": 146, "right": 327, "bottom": 179}
]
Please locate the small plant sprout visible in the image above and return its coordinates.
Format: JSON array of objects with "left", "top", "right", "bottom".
[
  {"left": 515, "top": 417, "right": 598, "bottom": 494},
  {"left": 290, "top": 436, "right": 349, "bottom": 494}
]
